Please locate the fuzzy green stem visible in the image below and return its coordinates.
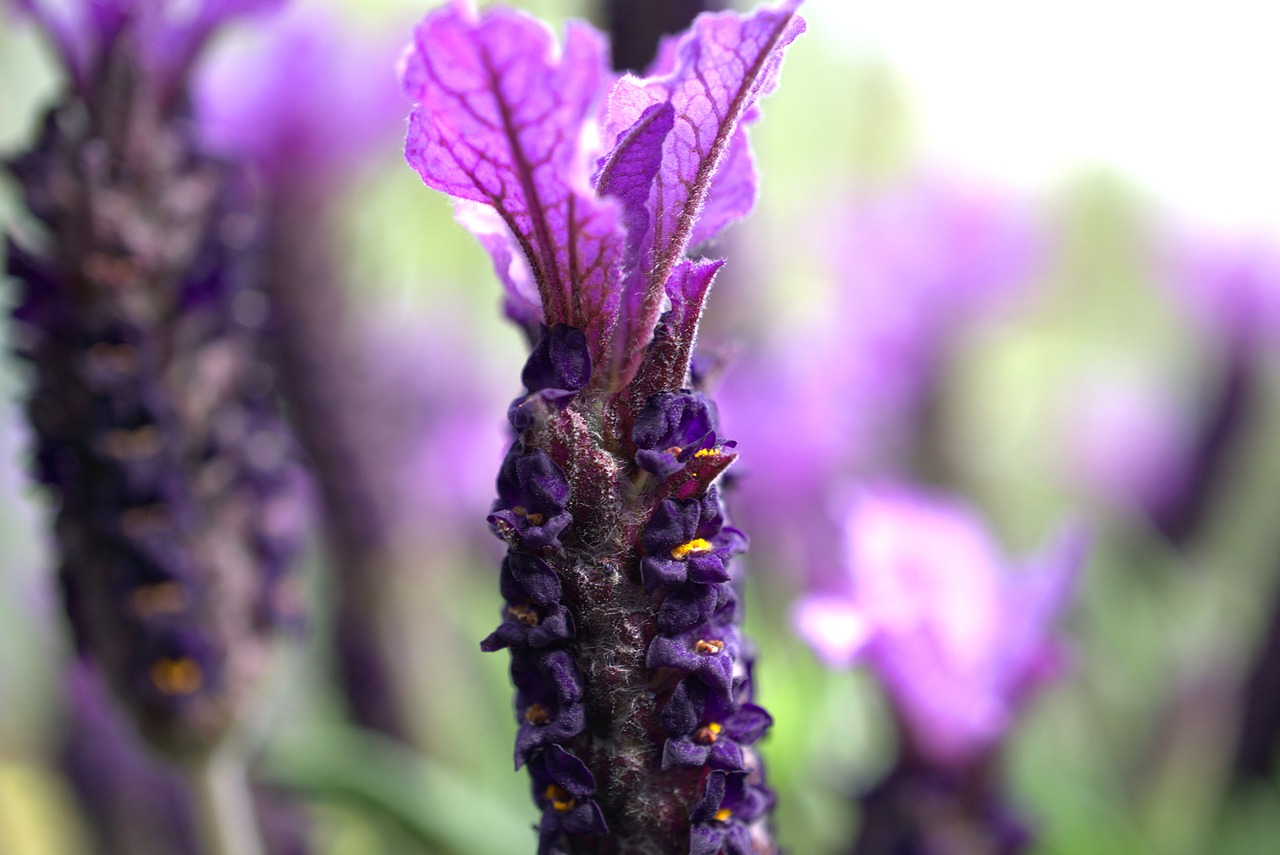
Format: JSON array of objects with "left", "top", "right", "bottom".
[{"left": 191, "top": 749, "right": 266, "bottom": 855}]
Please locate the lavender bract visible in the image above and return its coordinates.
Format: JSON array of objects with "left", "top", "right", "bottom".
[
  {"left": 401, "top": 1, "right": 803, "bottom": 851},
  {"left": 6, "top": 0, "right": 303, "bottom": 757}
]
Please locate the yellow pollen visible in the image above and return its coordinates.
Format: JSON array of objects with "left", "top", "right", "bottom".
[
  {"left": 150, "top": 657, "right": 203, "bottom": 696},
  {"left": 714, "top": 808, "right": 732, "bottom": 822},
  {"left": 694, "top": 639, "right": 725, "bottom": 655},
  {"left": 695, "top": 722, "right": 723, "bottom": 745},
  {"left": 121, "top": 504, "right": 169, "bottom": 538},
  {"left": 671, "top": 538, "right": 713, "bottom": 560},
  {"left": 507, "top": 603, "right": 540, "bottom": 627},
  {"left": 512, "top": 506, "right": 545, "bottom": 525},
  {"left": 545, "top": 785, "right": 575, "bottom": 812},
  {"left": 694, "top": 448, "right": 718, "bottom": 458},
  {"left": 103, "top": 426, "right": 162, "bottom": 460},
  {"left": 129, "top": 582, "right": 189, "bottom": 618}
]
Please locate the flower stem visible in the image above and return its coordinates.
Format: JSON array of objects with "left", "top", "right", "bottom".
[{"left": 191, "top": 749, "right": 266, "bottom": 855}]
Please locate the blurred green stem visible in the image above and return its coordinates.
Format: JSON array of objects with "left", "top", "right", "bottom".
[{"left": 191, "top": 749, "right": 266, "bottom": 855}]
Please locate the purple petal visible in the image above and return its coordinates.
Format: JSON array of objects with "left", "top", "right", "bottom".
[
  {"left": 603, "top": 0, "right": 804, "bottom": 318},
  {"left": 402, "top": 4, "right": 626, "bottom": 365},
  {"left": 691, "top": 126, "right": 757, "bottom": 248},
  {"left": 594, "top": 101, "right": 677, "bottom": 380},
  {"left": 632, "top": 259, "right": 725, "bottom": 393}
]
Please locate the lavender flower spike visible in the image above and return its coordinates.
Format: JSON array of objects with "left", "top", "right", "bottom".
[
  {"left": 6, "top": 0, "right": 304, "bottom": 761},
  {"left": 402, "top": 2, "right": 804, "bottom": 851},
  {"left": 794, "top": 486, "right": 1087, "bottom": 853}
]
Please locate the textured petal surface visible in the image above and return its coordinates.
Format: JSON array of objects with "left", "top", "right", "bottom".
[
  {"left": 604, "top": 0, "right": 804, "bottom": 291},
  {"left": 402, "top": 4, "right": 626, "bottom": 364}
]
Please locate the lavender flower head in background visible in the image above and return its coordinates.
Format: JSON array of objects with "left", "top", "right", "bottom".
[
  {"left": 5, "top": 0, "right": 304, "bottom": 759},
  {"left": 400, "top": 0, "right": 804, "bottom": 851},
  {"left": 794, "top": 486, "right": 1086, "bottom": 853},
  {"left": 723, "top": 178, "right": 1046, "bottom": 489}
]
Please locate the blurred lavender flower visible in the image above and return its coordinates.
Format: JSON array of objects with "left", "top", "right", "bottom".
[
  {"left": 1137, "top": 230, "right": 1279, "bottom": 546},
  {"left": 7, "top": 0, "right": 304, "bottom": 760},
  {"left": 61, "top": 658, "right": 310, "bottom": 855},
  {"left": 401, "top": 1, "right": 803, "bottom": 850},
  {"left": 719, "top": 178, "right": 1047, "bottom": 585},
  {"left": 194, "top": 0, "right": 427, "bottom": 741},
  {"left": 9, "top": 0, "right": 281, "bottom": 101},
  {"left": 1158, "top": 232, "right": 1280, "bottom": 781},
  {"left": 1161, "top": 231, "right": 1280, "bottom": 356},
  {"left": 1059, "top": 369, "right": 1194, "bottom": 521},
  {"left": 793, "top": 487, "right": 1086, "bottom": 853}
]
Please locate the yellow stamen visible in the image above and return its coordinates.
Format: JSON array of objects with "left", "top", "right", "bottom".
[
  {"left": 129, "top": 581, "right": 189, "bottom": 618},
  {"left": 694, "top": 639, "right": 725, "bottom": 655},
  {"left": 545, "top": 785, "right": 575, "bottom": 812},
  {"left": 671, "top": 538, "right": 713, "bottom": 560},
  {"left": 695, "top": 722, "right": 723, "bottom": 745},
  {"left": 121, "top": 504, "right": 169, "bottom": 538},
  {"left": 103, "top": 426, "right": 162, "bottom": 460},
  {"left": 87, "top": 342, "right": 139, "bottom": 375},
  {"left": 714, "top": 807, "right": 732, "bottom": 822},
  {"left": 694, "top": 448, "right": 718, "bottom": 458},
  {"left": 150, "top": 657, "right": 203, "bottom": 696},
  {"left": 507, "top": 603, "right": 540, "bottom": 627},
  {"left": 512, "top": 506, "right": 545, "bottom": 525}
]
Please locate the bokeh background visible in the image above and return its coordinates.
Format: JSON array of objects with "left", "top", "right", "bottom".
[{"left": 2, "top": 0, "right": 1279, "bottom": 853}]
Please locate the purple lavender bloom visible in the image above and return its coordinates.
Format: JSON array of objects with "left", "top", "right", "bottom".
[
  {"left": 196, "top": 0, "right": 406, "bottom": 189},
  {"left": 402, "top": 1, "right": 803, "bottom": 849},
  {"left": 490, "top": 445, "right": 574, "bottom": 552},
  {"left": 633, "top": 391, "right": 736, "bottom": 480},
  {"left": 197, "top": 4, "right": 465, "bottom": 742},
  {"left": 1159, "top": 230, "right": 1280, "bottom": 354},
  {"left": 10, "top": 0, "right": 282, "bottom": 101},
  {"left": 793, "top": 487, "right": 1085, "bottom": 854},
  {"left": 689, "top": 770, "right": 775, "bottom": 855},
  {"left": 510, "top": 324, "right": 594, "bottom": 431},
  {"left": 660, "top": 677, "right": 772, "bottom": 771},
  {"left": 794, "top": 486, "right": 1085, "bottom": 768},
  {"left": 793, "top": 483, "right": 1085, "bottom": 849},
  {"left": 6, "top": 0, "right": 304, "bottom": 756},
  {"left": 512, "top": 648, "right": 588, "bottom": 767},
  {"left": 1059, "top": 371, "right": 1194, "bottom": 521},
  {"left": 720, "top": 178, "right": 1046, "bottom": 513},
  {"left": 1138, "top": 228, "right": 1276, "bottom": 545},
  {"left": 530, "top": 746, "right": 609, "bottom": 854}
]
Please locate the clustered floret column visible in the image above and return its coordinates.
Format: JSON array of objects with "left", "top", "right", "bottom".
[
  {"left": 482, "top": 325, "right": 773, "bottom": 853},
  {"left": 399, "top": 2, "right": 804, "bottom": 850}
]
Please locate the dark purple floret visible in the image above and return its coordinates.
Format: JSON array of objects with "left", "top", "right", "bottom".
[
  {"left": 689, "top": 770, "right": 775, "bottom": 855},
  {"left": 530, "top": 746, "right": 609, "bottom": 853},
  {"left": 647, "top": 601, "right": 741, "bottom": 703},
  {"left": 661, "top": 678, "right": 772, "bottom": 770},
  {"left": 490, "top": 445, "right": 573, "bottom": 551},
  {"left": 640, "top": 488, "right": 745, "bottom": 592},
  {"left": 512, "top": 648, "right": 587, "bottom": 768},
  {"left": 7, "top": 64, "right": 305, "bottom": 754},
  {"left": 498, "top": 551, "right": 564, "bottom": 608},
  {"left": 481, "top": 600, "right": 575, "bottom": 652},
  {"left": 510, "top": 324, "right": 594, "bottom": 431},
  {"left": 633, "top": 390, "right": 736, "bottom": 479}
]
